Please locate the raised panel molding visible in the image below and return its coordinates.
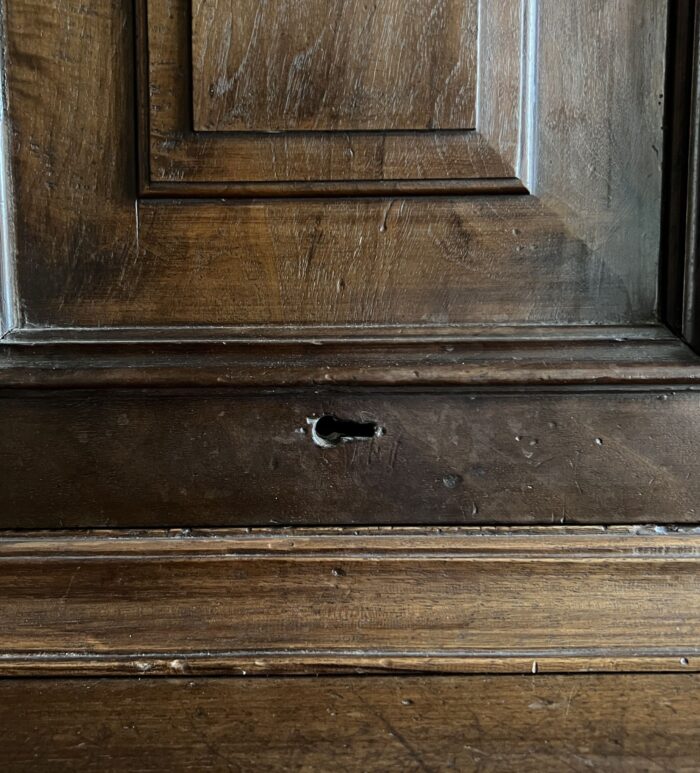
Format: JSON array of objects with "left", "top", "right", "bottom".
[{"left": 140, "top": 0, "right": 534, "bottom": 195}]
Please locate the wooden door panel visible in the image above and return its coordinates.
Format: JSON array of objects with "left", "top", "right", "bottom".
[
  {"left": 3, "top": 0, "right": 665, "bottom": 329},
  {"left": 0, "top": 0, "right": 697, "bottom": 532},
  {"left": 3, "top": 0, "right": 700, "bottom": 729},
  {"left": 192, "top": 0, "right": 479, "bottom": 132}
]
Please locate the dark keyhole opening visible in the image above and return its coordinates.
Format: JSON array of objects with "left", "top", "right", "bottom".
[{"left": 312, "top": 415, "right": 378, "bottom": 446}]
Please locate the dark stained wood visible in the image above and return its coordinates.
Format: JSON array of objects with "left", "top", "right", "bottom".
[
  {"left": 0, "top": 1, "right": 696, "bottom": 521},
  {"left": 128, "top": 196, "right": 645, "bottom": 325},
  {"left": 0, "top": 527, "right": 700, "bottom": 676},
  {"left": 682, "top": 5, "right": 700, "bottom": 350},
  {"left": 3, "top": 0, "right": 700, "bottom": 755},
  {"left": 14, "top": 190, "right": 661, "bottom": 325},
  {"left": 82, "top": 195, "right": 658, "bottom": 326},
  {"left": 1, "top": 388, "right": 699, "bottom": 528},
  {"left": 2, "top": 326, "right": 700, "bottom": 387},
  {"left": 3, "top": 0, "right": 667, "bottom": 331},
  {"left": 3, "top": 675, "right": 700, "bottom": 771},
  {"left": 147, "top": 0, "right": 518, "bottom": 190},
  {"left": 661, "top": 0, "right": 697, "bottom": 337},
  {"left": 192, "top": 0, "right": 479, "bottom": 132},
  {"left": 6, "top": 0, "right": 137, "bottom": 330}
]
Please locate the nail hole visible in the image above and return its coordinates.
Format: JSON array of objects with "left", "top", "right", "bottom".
[{"left": 308, "top": 415, "right": 380, "bottom": 448}]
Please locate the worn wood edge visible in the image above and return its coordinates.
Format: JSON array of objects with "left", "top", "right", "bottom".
[
  {"left": 0, "top": 525, "right": 699, "bottom": 559},
  {"left": 0, "top": 0, "right": 16, "bottom": 338},
  {"left": 0, "top": 652, "right": 698, "bottom": 677},
  {"left": 0, "top": 324, "right": 683, "bottom": 345},
  {"left": 2, "top": 325, "right": 699, "bottom": 387},
  {"left": 2, "top": 362, "right": 700, "bottom": 388},
  {"left": 5, "top": 323, "right": 675, "bottom": 343}
]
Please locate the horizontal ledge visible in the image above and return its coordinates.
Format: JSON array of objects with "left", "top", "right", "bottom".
[
  {"left": 4, "top": 324, "right": 676, "bottom": 344},
  {"left": 2, "top": 526, "right": 699, "bottom": 676},
  {"left": 1, "top": 526, "right": 700, "bottom": 559},
  {"left": 141, "top": 177, "right": 528, "bottom": 198},
  {"left": 2, "top": 326, "right": 699, "bottom": 388}
]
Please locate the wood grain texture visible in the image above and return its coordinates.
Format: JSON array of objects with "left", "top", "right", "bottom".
[
  {"left": 6, "top": 0, "right": 669, "bottom": 328},
  {"left": 6, "top": 0, "right": 138, "bottom": 328},
  {"left": 3, "top": 675, "right": 700, "bottom": 771},
  {"left": 478, "top": 0, "right": 526, "bottom": 179},
  {"left": 534, "top": 0, "right": 667, "bottom": 324},
  {"left": 17, "top": 191, "right": 659, "bottom": 325},
  {"left": 192, "top": 0, "right": 478, "bottom": 132},
  {"left": 1, "top": 388, "right": 699, "bottom": 527},
  {"left": 1, "top": 528, "right": 700, "bottom": 676},
  {"left": 146, "top": 0, "right": 518, "bottom": 188},
  {"left": 2, "top": 327, "right": 700, "bottom": 387},
  {"left": 111, "top": 197, "right": 654, "bottom": 325},
  {"left": 8, "top": 676, "right": 700, "bottom": 772}
]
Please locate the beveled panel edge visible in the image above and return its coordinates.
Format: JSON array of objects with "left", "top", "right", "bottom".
[
  {"left": 516, "top": 0, "right": 539, "bottom": 186},
  {"left": 139, "top": 178, "right": 529, "bottom": 199},
  {"left": 661, "top": 0, "right": 697, "bottom": 340},
  {"left": 682, "top": 3, "right": 700, "bottom": 349},
  {"left": 0, "top": 0, "right": 16, "bottom": 337}
]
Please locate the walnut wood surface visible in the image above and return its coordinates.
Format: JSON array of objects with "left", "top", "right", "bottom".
[
  {"left": 3, "top": 675, "right": 700, "bottom": 771},
  {"left": 3, "top": 0, "right": 665, "bottom": 329},
  {"left": 0, "top": 527, "right": 699, "bottom": 677},
  {"left": 2, "top": 2, "right": 700, "bottom": 755},
  {"left": 192, "top": 0, "right": 479, "bottom": 132},
  {"left": 148, "top": 0, "right": 516, "bottom": 189}
]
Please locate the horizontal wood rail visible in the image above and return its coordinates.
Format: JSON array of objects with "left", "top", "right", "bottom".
[{"left": 1, "top": 526, "right": 699, "bottom": 676}]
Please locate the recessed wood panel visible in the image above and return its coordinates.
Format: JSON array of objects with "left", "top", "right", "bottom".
[{"left": 192, "top": 0, "right": 479, "bottom": 132}]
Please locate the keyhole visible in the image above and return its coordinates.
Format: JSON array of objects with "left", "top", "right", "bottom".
[{"left": 308, "top": 415, "right": 381, "bottom": 448}]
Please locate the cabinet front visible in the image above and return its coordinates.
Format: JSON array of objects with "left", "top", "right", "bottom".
[{"left": 0, "top": 0, "right": 696, "bottom": 530}]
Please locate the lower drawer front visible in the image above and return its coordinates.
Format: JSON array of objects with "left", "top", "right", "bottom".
[
  {"left": 0, "top": 388, "right": 697, "bottom": 527},
  {"left": 3, "top": 675, "right": 699, "bottom": 771}
]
